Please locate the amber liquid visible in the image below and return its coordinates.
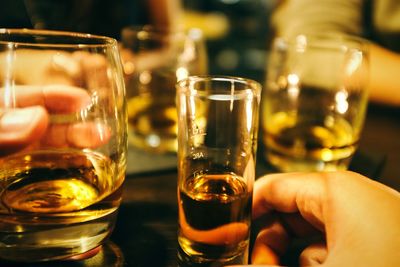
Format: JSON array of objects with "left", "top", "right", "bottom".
[
  {"left": 263, "top": 86, "right": 364, "bottom": 171},
  {"left": 0, "top": 150, "right": 124, "bottom": 262},
  {"left": 178, "top": 173, "right": 251, "bottom": 264}
]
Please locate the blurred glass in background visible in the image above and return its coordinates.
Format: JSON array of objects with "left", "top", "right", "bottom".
[
  {"left": 182, "top": 0, "right": 278, "bottom": 83},
  {"left": 121, "top": 26, "right": 208, "bottom": 153},
  {"left": 1, "top": 0, "right": 278, "bottom": 84}
]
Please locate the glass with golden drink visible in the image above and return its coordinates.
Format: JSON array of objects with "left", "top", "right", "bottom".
[
  {"left": 176, "top": 76, "right": 261, "bottom": 266},
  {"left": 263, "top": 34, "right": 369, "bottom": 172},
  {"left": 121, "top": 26, "right": 207, "bottom": 153},
  {"left": 0, "top": 29, "right": 127, "bottom": 262}
]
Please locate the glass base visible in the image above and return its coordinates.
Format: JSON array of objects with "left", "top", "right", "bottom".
[
  {"left": 177, "top": 240, "right": 248, "bottom": 267},
  {"left": 0, "top": 210, "right": 118, "bottom": 262},
  {"left": 265, "top": 151, "right": 351, "bottom": 172}
]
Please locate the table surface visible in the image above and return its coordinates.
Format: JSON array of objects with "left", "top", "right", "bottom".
[{"left": 3, "top": 103, "right": 399, "bottom": 267}]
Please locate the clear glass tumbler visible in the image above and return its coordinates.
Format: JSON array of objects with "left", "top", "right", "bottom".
[
  {"left": 176, "top": 76, "right": 261, "bottom": 266},
  {"left": 262, "top": 34, "right": 369, "bottom": 172},
  {"left": 0, "top": 29, "right": 127, "bottom": 262},
  {"left": 121, "top": 26, "right": 208, "bottom": 153}
]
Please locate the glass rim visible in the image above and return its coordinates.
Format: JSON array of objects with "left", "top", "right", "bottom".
[
  {"left": 274, "top": 33, "right": 370, "bottom": 52},
  {"left": 0, "top": 28, "right": 118, "bottom": 48},
  {"left": 176, "top": 75, "right": 262, "bottom": 97},
  {"left": 121, "top": 25, "right": 187, "bottom": 40}
]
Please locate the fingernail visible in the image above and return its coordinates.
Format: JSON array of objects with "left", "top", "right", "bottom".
[{"left": 0, "top": 107, "right": 41, "bottom": 132}]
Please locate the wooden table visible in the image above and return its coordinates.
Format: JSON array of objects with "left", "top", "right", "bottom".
[{"left": 4, "top": 103, "right": 399, "bottom": 267}]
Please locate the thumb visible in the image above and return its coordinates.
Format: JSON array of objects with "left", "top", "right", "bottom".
[
  {"left": 0, "top": 106, "right": 48, "bottom": 156},
  {"left": 299, "top": 243, "right": 327, "bottom": 266}
]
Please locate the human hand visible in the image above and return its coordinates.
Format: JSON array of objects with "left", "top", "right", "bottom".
[
  {"left": 0, "top": 85, "right": 110, "bottom": 156},
  {"left": 240, "top": 171, "right": 400, "bottom": 267}
]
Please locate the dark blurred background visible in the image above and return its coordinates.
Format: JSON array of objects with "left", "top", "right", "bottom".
[
  {"left": 0, "top": 0, "right": 150, "bottom": 39},
  {"left": 0, "top": 0, "right": 277, "bottom": 84},
  {"left": 182, "top": 0, "right": 276, "bottom": 83}
]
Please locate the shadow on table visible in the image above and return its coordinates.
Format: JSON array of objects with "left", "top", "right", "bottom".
[
  {"left": 0, "top": 202, "right": 178, "bottom": 267},
  {"left": 111, "top": 202, "right": 178, "bottom": 267}
]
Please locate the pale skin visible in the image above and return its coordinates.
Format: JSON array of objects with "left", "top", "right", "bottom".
[
  {"left": 0, "top": 85, "right": 110, "bottom": 156},
  {"left": 368, "top": 43, "right": 400, "bottom": 106},
  {"left": 232, "top": 171, "right": 400, "bottom": 267}
]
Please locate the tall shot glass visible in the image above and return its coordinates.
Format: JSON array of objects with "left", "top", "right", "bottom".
[
  {"left": 0, "top": 29, "right": 127, "bottom": 262},
  {"left": 176, "top": 76, "right": 261, "bottom": 265}
]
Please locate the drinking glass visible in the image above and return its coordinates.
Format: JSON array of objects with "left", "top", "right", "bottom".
[
  {"left": 176, "top": 76, "right": 261, "bottom": 266},
  {"left": 121, "top": 26, "right": 208, "bottom": 153},
  {"left": 262, "top": 34, "right": 369, "bottom": 172},
  {"left": 0, "top": 29, "right": 127, "bottom": 262}
]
